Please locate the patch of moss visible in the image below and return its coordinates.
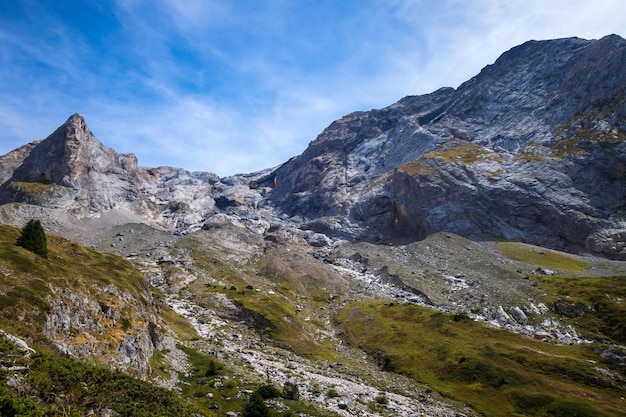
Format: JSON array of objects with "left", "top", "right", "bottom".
[
  {"left": 553, "top": 138, "right": 587, "bottom": 158},
  {"left": 398, "top": 143, "right": 502, "bottom": 176},
  {"left": 398, "top": 158, "right": 440, "bottom": 176},
  {"left": 8, "top": 181, "right": 55, "bottom": 195},
  {"left": 516, "top": 150, "right": 547, "bottom": 162},
  {"left": 426, "top": 143, "right": 501, "bottom": 164}
]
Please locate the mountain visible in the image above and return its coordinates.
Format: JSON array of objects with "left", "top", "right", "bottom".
[
  {"left": 1, "top": 35, "right": 625, "bottom": 259},
  {"left": 0, "top": 113, "right": 223, "bottom": 232},
  {"left": 0, "top": 35, "right": 625, "bottom": 417},
  {"left": 264, "top": 34, "right": 626, "bottom": 258}
]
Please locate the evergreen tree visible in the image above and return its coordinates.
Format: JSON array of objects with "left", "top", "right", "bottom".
[{"left": 16, "top": 219, "right": 48, "bottom": 258}]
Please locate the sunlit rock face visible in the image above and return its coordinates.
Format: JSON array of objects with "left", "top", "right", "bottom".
[
  {"left": 264, "top": 35, "right": 626, "bottom": 258},
  {"left": 0, "top": 113, "right": 221, "bottom": 232}
]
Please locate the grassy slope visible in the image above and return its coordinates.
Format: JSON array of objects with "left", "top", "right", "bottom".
[
  {"left": 334, "top": 241, "right": 626, "bottom": 417},
  {"left": 0, "top": 225, "right": 246, "bottom": 416},
  {"left": 6, "top": 220, "right": 621, "bottom": 416},
  {"left": 0, "top": 224, "right": 334, "bottom": 417},
  {"left": 496, "top": 242, "right": 626, "bottom": 343},
  {"left": 0, "top": 224, "right": 147, "bottom": 341},
  {"left": 336, "top": 300, "right": 625, "bottom": 417},
  {"left": 176, "top": 228, "right": 626, "bottom": 416},
  {"left": 0, "top": 332, "right": 201, "bottom": 417},
  {"left": 0, "top": 224, "right": 207, "bottom": 416}
]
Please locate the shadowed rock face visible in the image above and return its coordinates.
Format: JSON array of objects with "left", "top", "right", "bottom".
[
  {"left": 0, "top": 35, "right": 625, "bottom": 258},
  {"left": 10, "top": 113, "right": 140, "bottom": 188}
]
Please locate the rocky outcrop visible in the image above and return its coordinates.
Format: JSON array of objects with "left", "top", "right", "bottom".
[
  {"left": 43, "top": 283, "right": 160, "bottom": 376},
  {"left": 0, "top": 114, "right": 221, "bottom": 232}
]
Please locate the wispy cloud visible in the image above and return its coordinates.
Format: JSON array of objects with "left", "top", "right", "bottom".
[{"left": 0, "top": 0, "right": 624, "bottom": 175}]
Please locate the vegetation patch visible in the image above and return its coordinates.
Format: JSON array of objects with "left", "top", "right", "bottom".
[
  {"left": 179, "top": 233, "right": 342, "bottom": 360},
  {"left": 397, "top": 157, "right": 440, "bottom": 176},
  {"left": 495, "top": 241, "right": 592, "bottom": 273},
  {"left": 7, "top": 181, "right": 55, "bottom": 196},
  {"left": 398, "top": 143, "right": 501, "bottom": 176},
  {"left": 424, "top": 143, "right": 502, "bottom": 164},
  {"left": 535, "top": 274, "right": 626, "bottom": 343},
  {"left": 553, "top": 138, "right": 587, "bottom": 158},
  {"left": 0, "top": 224, "right": 149, "bottom": 346},
  {"left": 335, "top": 300, "right": 624, "bottom": 417},
  {"left": 515, "top": 150, "right": 547, "bottom": 162},
  {"left": 0, "top": 333, "right": 202, "bottom": 416}
]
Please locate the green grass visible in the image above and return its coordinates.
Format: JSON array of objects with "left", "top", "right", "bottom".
[
  {"left": 399, "top": 143, "right": 502, "bottom": 176},
  {"left": 496, "top": 241, "right": 592, "bottom": 274},
  {"left": 335, "top": 300, "right": 625, "bottom": 417},
  {"left": 7, "top": 181, "right": 55, "bottom": 195},
  {"left": 536, "top": 274, "right": 626, "bottom": 343},
  {"left": 0, "top": 224, "right": 145, "bottom": 293},
  {"left": 175, "top": 344, "right": 242, "bottom": 413},
  {"left": 0, "top": 224, "right": 148, "bottom": 341},
  {"left": 496, "top": 242, "right": 626, "bottom": 343}
]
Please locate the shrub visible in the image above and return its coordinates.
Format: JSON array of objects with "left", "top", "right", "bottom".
[
  {"left": 374, "top": 393, "right": 388, "bottom": 404},
  {"left": 256, "top": 383, "right": 281, "bottom": 399},
  {"left": 16, "top": 219, "right": 48, "bottom": 258},
  {"left": 452, "top": 312, "right": 470, "bottom": 322},
  {"left": 282, "top": 381, "right": 300, "bottom": 400},
  {"left": 242, "top": 391, "right": 269, "bottom": 417},
  {"left": 326, "top": 388, "right": 340, "bottom": 398}
]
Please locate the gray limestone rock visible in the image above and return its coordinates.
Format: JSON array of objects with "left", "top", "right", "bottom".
[{"left": 264, "top": 35, "right": 626, "bottom": 258}]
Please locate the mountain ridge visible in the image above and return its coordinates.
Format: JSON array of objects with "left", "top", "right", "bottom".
[
  {"left": 0, "top": 35, "right": 624, "bottom": 259},
  {"left": 265, "top": 34, "right": 626, "bottom": 257}
]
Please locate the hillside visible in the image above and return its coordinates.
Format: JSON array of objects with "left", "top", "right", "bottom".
[{"left": 1, "top": 219, "right": 625, "bottom": 416}]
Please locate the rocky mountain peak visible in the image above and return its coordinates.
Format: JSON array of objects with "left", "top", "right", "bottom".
[
  {"left": 263, "top": 34, "right": 626, "bottom": 257},
  {"left": 10, "top": 113, "right": 138, "bottom": 188}
]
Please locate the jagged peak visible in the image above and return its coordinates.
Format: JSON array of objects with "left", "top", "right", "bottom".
[
  {"left": 7, "top": 114, "right": 131, "bottom": 187},
  {"left": 48, "top": 113, "right": 93, "bottom": 144},
  {"left": 66, "top": 112, "right": 85, "bottom": 123}
]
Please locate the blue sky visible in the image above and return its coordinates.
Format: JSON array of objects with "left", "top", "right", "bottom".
[{"left": 1, "top": 1, "right": 624, "bottom": 176}]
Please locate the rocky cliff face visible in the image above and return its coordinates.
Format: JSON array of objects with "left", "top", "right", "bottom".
[
  {"left": 265, "top": 35, "right": 626, "bottom": 258},
  {"left": 0, "top": 35, "right": 624, "bottom": 258},
  {"left": 43, "top": 283, "right": 159, "bottom": 376}
]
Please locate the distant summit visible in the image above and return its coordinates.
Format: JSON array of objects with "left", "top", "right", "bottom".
[{"left": 10, "top": 113, "right": 139, "bottom": 187}]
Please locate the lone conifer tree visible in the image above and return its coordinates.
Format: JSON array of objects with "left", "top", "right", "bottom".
[{"left": 16, "top": 219, "right": 48, "bottom": 258}]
